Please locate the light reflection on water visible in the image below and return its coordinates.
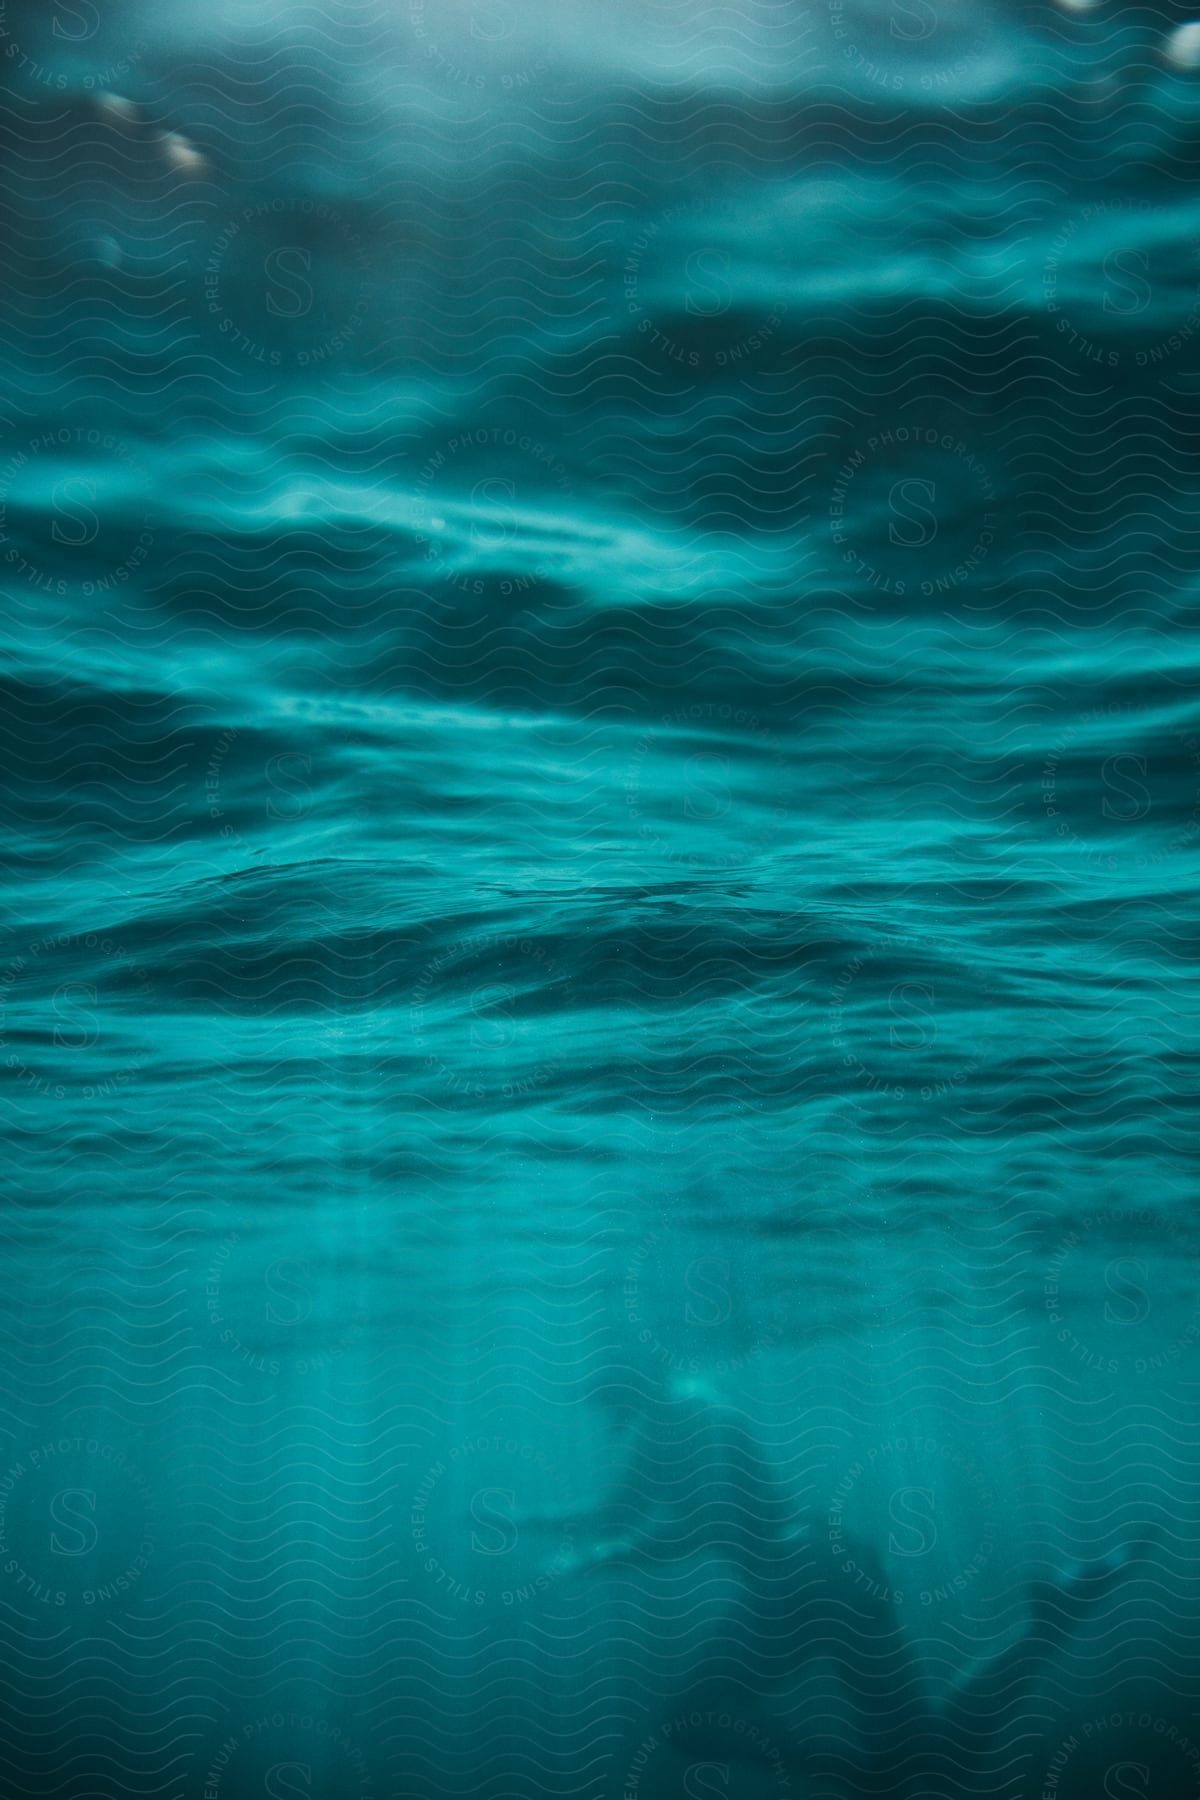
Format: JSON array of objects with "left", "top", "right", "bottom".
[{"left": 0, "top": 0, "right": 1198, "bottom": 1795}]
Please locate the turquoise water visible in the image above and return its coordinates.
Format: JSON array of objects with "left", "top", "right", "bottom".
[{"left": 1, "top": 0, "right": 1199, "bottom": 1795}]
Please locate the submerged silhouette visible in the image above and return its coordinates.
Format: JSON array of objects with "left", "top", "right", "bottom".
[{"left": 561, "top": 1377, "right": 1158, "bottom": 1798}]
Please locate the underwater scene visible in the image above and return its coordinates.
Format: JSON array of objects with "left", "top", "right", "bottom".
[{"left": 1, "top": 0, "right": 1199, "bottom": 1794}]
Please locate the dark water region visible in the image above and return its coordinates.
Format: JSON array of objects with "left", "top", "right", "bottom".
[{"left": 1, "top": 0, "right": 1200, "bottom": 1795}]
